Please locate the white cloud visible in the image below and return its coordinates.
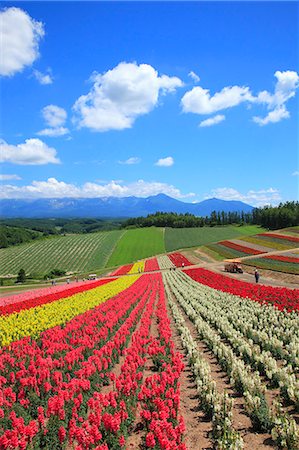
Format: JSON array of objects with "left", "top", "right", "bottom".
[
  {"left": 41, "top": 105, "right": 67, "bottom": 127},
  {"left": 199, "top": 114, "right": 225, "bottom": 127},
  {"left": 253, "top": 105, "right": 290, "bottom": 126},
  {"left": 182, "top": 70, "right": 299, "bottom": 126},
  {"left": 188, "top": 71, "right": 200, "bottom": 83},
  {"left": 292, "top": 171, "right": 299, "bottom": 176},
  {"left": 0, "top": 7, "right": 44, "bottom": 76},
  {"left": 0, "top": 178, "right": 195, "bottom": 199},
  {"left": 253, "top": 71, "right": 299, "bottom": 125},
  {"left": 37, "top": 127, "right": 69, "bottom": 137},
  {"left": 182, "top": 85, "right": 253, "bottom": 115},
  {"left": 0, "top": 138, "right": 60, "bottom": 165},
  {"left": 73, "top": 62, "right": 183, "bottom": 131},
  {"left": 33, "top": 69, "right": 53, "bottom": 85},
  {"left": 205, "top": 187, "right": 282, "bottom": 207},
  {"left": 118, "top": 157, "right": 141, "bottom": 165},
  {"left": 155, "top": 156, "right": 174, "bottom": 167},
  {"left": 37, "top": 105, "right": 69, "bottom": 137},
  {"left": 0, "top": 174, "right": 21, "bottom": 181}
]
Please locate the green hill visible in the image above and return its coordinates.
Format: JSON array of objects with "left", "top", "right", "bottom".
[
  {"left": 0, "top": 230, "right": 123, "bottom": 277},
  {"left": 0, "top": 225, "right": 266, "bottom": 277}
]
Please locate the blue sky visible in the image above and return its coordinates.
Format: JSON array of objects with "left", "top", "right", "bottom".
[{"left": 0, "top": 1, "right": 298, "bottom": 206}]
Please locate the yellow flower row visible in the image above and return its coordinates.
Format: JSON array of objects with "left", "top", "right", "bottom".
[
  {"left": 0, "top": 275, "right": 140, "bottom": 347},
  {"left": 128, "top": 261, "right": 145, "bottom": 274}
]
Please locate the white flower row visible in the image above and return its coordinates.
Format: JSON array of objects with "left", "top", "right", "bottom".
[
  {"left": 157, "top": 255, "right": 175, "bottom": 269},
  {"left": 166, "top": 283, "right": 244, "bottom": 449},
  {"left": 167, "top": 270, "right": 299, "bottom": 408},
  {"left": 163, "top": 271, "right": 299, "bottom": 448}
]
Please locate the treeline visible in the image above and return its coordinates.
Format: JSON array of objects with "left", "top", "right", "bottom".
[
  {"left": 122, "top": 211, "right": 253, "bottom": 228},
  {"left": 252, "top": 201, "right": 299, "bottom": 230},
  {"left": 0, "top": 225, "right": 42, "bottom": 248},
  {"left": 122, "top": 201, "right": 299, "bottom": 229}
]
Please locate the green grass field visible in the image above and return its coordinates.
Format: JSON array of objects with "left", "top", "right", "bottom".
[
  {"left": 0, "top": 230, "right": 123, "bottom": 276},
  {"left": 165, "top": 225, "right": 265, "bottom": 252},
  {"left": 107, "top": 227, "right": 165, "bottom": 266}
]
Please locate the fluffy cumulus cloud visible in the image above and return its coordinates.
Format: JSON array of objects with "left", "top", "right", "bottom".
[
  {"left": 199, "top": 114, "right": 225, "bottom": 127},
  {"left": 0, "top": 7, "right": 44, "bottom": 76},
  {"left": 182, "top": 70, "right": 299, "bottom": 126},
  {"left": 37, "top": 105, "right": 69, "bottom": 137},
  {"left": 73, "top": 62, "right": 183, "bottom": 131},
  {"left": 205, "top": 187, "right": 282, "bottom": 207},
  {"left": 0, "top": 178, "right": 195, "bottom": 199},
  {"left": 253, "top": 71, "right": 299, "bottom": 125},
  {"left": 0, "top": 174, "right": 21, "bottom": 181},
  {"left": 33, "top": 69, "right": 53, "bottom": 85},
  {"left": 292, "top": 171, "right": 299, "bottom": 176},
  {"left": 118, "top": 157, "right": 141, "bottom": 165},
  {"left": 155, "top": 156, "right": 174, "bottom": 167},
  {"left": 0, "top": 138, "right": 60, "bottom": 165},
  {"left": 182, "top": 85, "right": 253, "bottom": 115}
]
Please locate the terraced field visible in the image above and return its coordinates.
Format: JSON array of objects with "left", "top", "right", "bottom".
[
  {"left": 204, "top": 230, "right": 299, "bottom": 274},
  {"left": 165, "top": 225, "right": 265, "bottom": 252},
  {"left": 0, "top": 230, "right": 123, "bottom": 276},
  {"left": 107, "top": 227, "right": 165, "bottom": 266}
]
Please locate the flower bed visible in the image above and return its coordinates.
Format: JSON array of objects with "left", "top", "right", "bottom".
[
  {"left": 184, "top": 267, "right": 299, "bottom": 312},
  {"left": 168, "top": 252, "right": 192, "bottom": 267},
  {"left": 0, "top": 278, "right": 113, "bottom": 316},
  {"left": 219, "top": 240, "right": 265, "bottom": 255},
  {"left": 0, "top": 275, "right": 140, "bottom": 346},
  {"left": 144, "top": 257, "right": 160, "bottom": 272},
  {"left": 110, "top": 264, "right": 134, "bottom": 276},
  {"left": 258, "top": 233, "right": 299, "bottom": 244}
]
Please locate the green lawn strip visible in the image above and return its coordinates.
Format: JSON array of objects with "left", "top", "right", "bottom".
[
  {"left": 0, "top": 231, "right": 123, "bottom": 277},
  {"left": 164, "top": 225, "right": 265, "bottom": 252},
  {"left": 244, "top": 258, "right": 299, "bottom": 275},
  {"left": 106, "top": 227, "right": 165, "bottom": 266}
]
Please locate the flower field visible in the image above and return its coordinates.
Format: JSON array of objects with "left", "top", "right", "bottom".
[{"left": 0, "top": 253, "right": 298, "bottom": 449}]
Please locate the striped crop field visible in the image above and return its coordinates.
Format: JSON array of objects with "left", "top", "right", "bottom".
[
  {"left": 0, "top": 230, "right": 123, "bottom": 276},
  {"left": 0, "top": 256, "right": 298, "bottom": 449},
  {"left": 165, "top": 225, "right": 265, "bottom": 252},
  {"left": 243, "top": 257, "right": 299, "bottom": 275},
  {"left": 107, "top": 227, "right": 165, "bottom": 266}
]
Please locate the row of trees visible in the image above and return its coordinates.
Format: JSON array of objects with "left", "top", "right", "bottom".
[
  {"left": 122, "top": 201, "right": 299, "bottom": 230},
  {"left": 252, "top": 201, "right": 299, "bottom": 230}
]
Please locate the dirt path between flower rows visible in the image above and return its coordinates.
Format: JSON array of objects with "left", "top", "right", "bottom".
[{"left": 165, "top": 283, "right": 276, "bottom": 449}]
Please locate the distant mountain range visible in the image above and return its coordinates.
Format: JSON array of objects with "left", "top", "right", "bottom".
[{"left": 0, "top": 194, "right": 254, "bottom": 218}]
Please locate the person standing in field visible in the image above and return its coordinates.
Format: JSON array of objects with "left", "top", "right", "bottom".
[{"left": 254, "top": 269, "right": 260, "bottom": 283}]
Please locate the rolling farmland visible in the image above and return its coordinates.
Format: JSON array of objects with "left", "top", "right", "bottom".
[
  {"left": 0, "top": 230, "right": 123, "bottom": 276},
  {"left": 107, "top": 227, "right": 165, "bottom": 266},
  {"left": 165, "top": 225, "right": 265, "bottom": 252}
]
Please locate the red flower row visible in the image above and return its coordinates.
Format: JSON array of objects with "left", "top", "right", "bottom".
[
  {"left": 263, "top": 254, "right": 299, "bottom": 264},
  {"left": 0, "top": 273, "right": 187, "bottom": 449},
  {"left": 219, "top": 240, "right": 265, "bottom": 255},
  {"left": 0, "top": 279, "right": 105, "bottom": 309},
  {"left": 168, "top": 252, "right": 193, "bottom": 267},
  {"left": 144, "top": 257, "right": 160, "bottom": 272},
  {"left": 0, "top": 275, "right": 151, "bottom": 449},
  {"left": 0, "top": 278, "right": 112, "bottom": 316},
  {"left": 110, "top": 264, "right": 133, "bottom": 276},
  {"left": 258, "top": 233, "right": 299, "bottom": 243},
  {"left": 184, "top": 267, "right": 299, "bottom": 312}
]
